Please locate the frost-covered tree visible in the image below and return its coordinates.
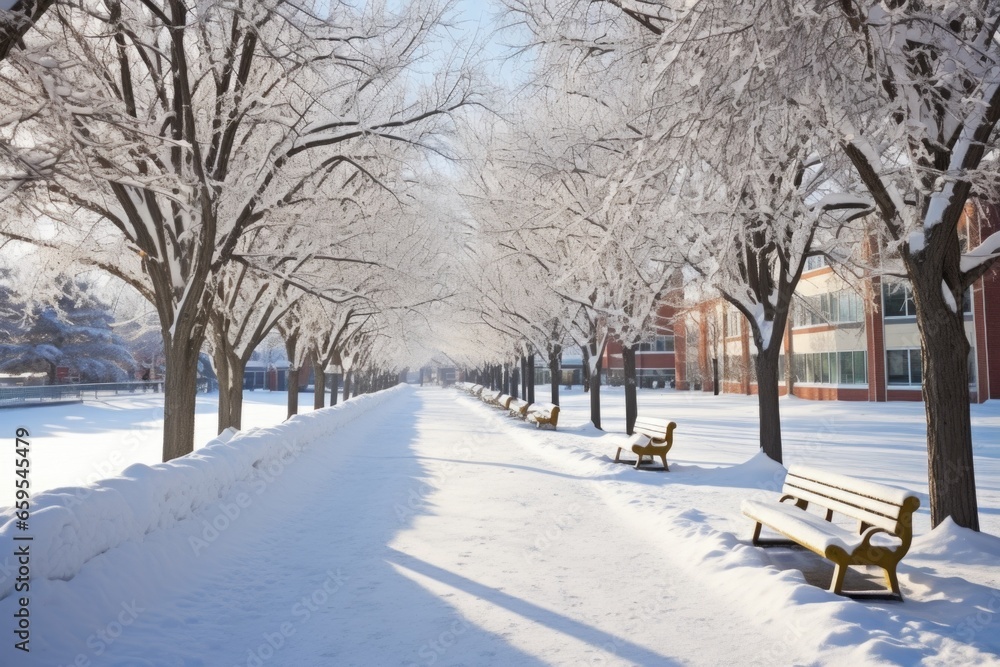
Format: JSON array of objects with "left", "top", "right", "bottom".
[
  {"left": 0, "top": 0, "right": 54, "bottom": 60},
  {"left": 799, "top": 1, "right": 1000, "bottom": 530},
  {"left": 509, "top": 0, "right": 872, "bottom": 456},
  {"left": 0, "top": 0, "right": 476, "bottom": 461},
  {"left": 208, "top": 262, "right": 297, "bottom": 431},
  {"left": 514, "top": 0, "right": 995, "bottom": 528},
  {"left": 0, "top": 277, "right": 136, "bottom": 382}
]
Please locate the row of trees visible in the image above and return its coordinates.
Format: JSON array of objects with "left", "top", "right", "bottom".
[
  {"left": 0, "top": 0, "right": 476, "bottom": 459},
  {"left": 3, "top": 1, "right": 995, "bottom": 531},
  {"left": 440, "top": 0, "right": 1000, "bottom": 532}
]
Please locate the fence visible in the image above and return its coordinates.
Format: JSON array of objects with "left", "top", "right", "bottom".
[{"left": 0, "top": 381, "right": 167, "bottom": 407}]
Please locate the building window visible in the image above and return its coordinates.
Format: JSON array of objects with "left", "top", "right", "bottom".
[
  {"left": 792, "top": 351, "right": 867, "bottom": 385},
  {"left": 838, "top": 350, "right": 867, "bottom": 384},
  {"left": 725, "top": 307, "right": 742, "bottom": 338},
  {"left": 887, "top": 348, "right": 921, "bottom": 385},
  {"left": 638, "top": 335, "right": 674, "bottom": 352},
  {"left": 884, "top": 282, "right": 972, "bottom": 317},
  {"left": 793, "top": 290, "right": 865, "bottom": 327},
  {"left": 804, "top": 255, "right": 827, "bottom": 272},
  {"left": 883, "top": 283, "right": 916, "bottom": 317}
]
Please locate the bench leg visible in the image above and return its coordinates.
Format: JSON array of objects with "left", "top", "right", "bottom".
[
  {"left": 614, "top": 447, "right": 623, "bottom": 463},
  {"left": 751, "top": 521, "right": 763, "bottom": 545},
  {"left": 883, "top": 566, "right": 902, "bottom": 598},
  {"left": 659, "top": 453, "right": 668, "bottom": 471},
  {"left": 829, "top": 562, "right": 848, "bottom": 595}
]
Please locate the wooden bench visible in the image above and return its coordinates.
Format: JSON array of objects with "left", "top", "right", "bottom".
[
  {"left": 481, "top": 389, "right": 501, "bottom": 405},
  {"left": 470, "top": 384, "right": 484, "bottom": 396},
  {"left": 613, "top": 417, "right": 677, "bottom": 470},
  {"left": 526, "top": 403, "right": 559, "bottom": 429},
  {"left": 497, "top": 394, "right": 513, "bottom": 410},
  {"left": 508, "top": 398, "right": 531, "bottom": 419},
  {"left": 742, "top": 465, "right": 920, "bottom": 600}
]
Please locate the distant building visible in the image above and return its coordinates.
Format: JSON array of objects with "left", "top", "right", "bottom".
[
  {"left": 672, "top": 203, "right": 1000, "bottom": 402},
  {"left": 601, "top": 303, "right": 677, "bottom": 388}
]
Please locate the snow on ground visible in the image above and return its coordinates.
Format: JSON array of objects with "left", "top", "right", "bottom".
[
  {"left": 0, "top": 390, "right": 314, "bottom": 508},
  {"left": 0, "top": 385, "right": 999, "bottom": 665}
]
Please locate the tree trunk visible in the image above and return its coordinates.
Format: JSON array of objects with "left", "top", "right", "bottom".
[
  {"left": 212, "top": 339, "right": 246, "bottom": 432},
  {"left": 314, "top": 362, "right": 325, "bottom": 410},
  {"left": 527, "top": 352, "right": 535, "bottom": 404},
  {"left": 511, "top": 363, "right": 519, "bottom": 399},
  {"left": 521, "top": 356, "right": 528, "bottom": 398},
  {"left": 342, "top": 370, "right": 352, "bottom": 402},
  {"left": 287, "top": 366, "right": 299, "bottom": 418},
  {"left": 581, "top": 345, "right": 591, "bottom": 392},
  {"left": 589, "top": 361, "right": 602, "bottom": 430},
  {"left": 548, "top": 345, "right": 560, "bottom": 406},
  {"left": 754, "top": 347, "right": 782, "bottom": 463},
  {"left": 713, "top": 358, "right": 720, "bottom": 396},
  {"left": 589, "top": 342, "right": 603, "bottom": 430},
  {"left": 217, "top": 353, "right": 246, "bottom": 432},
  {"left": 161, "top": 340, "right": 201, "bottom": 462},
  {"left": 215, "top": 346, "right": 232, "bottom": 432},
  {"left": 222, "top": 360, "right": 245, "bottom": 431},
  {"left": 623, "top": 343, "right": 638, "bottom": 435},
  {"left": 330, "top": 373, "right": 339, "bottom": 406},
  {"left": 910, "top": 270, "right": 980, "bottom": 530},
  {"left": 285, "top": 334, "right": 299, "bottom": 419}
]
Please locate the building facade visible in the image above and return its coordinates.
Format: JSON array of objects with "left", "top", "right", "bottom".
[
  {"left": 674, "top": 205, "right": 1000, "bottom": 402},
  {"left": 602, "top": 303, "right": 678, "bottom": 388}
]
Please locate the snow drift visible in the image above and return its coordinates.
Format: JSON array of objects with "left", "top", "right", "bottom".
[{"left": 0, "top": 385, "right": 407, "bottom": 600}]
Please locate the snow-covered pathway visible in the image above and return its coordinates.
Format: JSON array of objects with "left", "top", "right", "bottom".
[{"left": 34, "top": 387, "right": 810, "bottom": 666}]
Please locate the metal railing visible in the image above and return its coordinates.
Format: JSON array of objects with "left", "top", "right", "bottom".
[{"left": 0, "top": 381, "right": 166, "bottom": 406}]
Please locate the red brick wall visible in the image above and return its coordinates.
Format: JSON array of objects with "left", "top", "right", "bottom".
[
  {"left": 887, "top": 388, "right": 923, "bottom": 402},
  {"left": 793, "top": 386, "right": 869, "bottom": 401},
  {"left": 865, "top": 273, "right": 887, "bottom": 402},
  {"left": 983, "top": 267, "right": 1000, "bottom": 400},
  {"left": 675, "top": 315, "right": 689, "bottom": 390}
]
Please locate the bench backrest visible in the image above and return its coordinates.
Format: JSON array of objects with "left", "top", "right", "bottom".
[
  {"left": 632, "top": 417, "right": 676, "bottom": 444},
  {"left": 497, "top": 394, "right": 513, "bottom": 409},
  {"left": 509, "top": 398, "right": 530, "bottom": 413},
  {"left": 782, "top": 465, "right": 920, "bottom": 536}
]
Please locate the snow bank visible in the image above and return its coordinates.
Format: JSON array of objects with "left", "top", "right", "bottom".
[{"left": 0, "top": 386, "right": 408, "bottom": 600}]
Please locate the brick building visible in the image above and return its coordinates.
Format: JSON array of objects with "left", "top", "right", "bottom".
[
  {"left": 673, "top": 204, "right": 1000, "bottom": 402},
  {"left": 601, "top": 303, "right": 678, "bottom": 388}
]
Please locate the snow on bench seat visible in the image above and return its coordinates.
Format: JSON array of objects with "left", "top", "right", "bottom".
[
  {"left": 741, "top": 499, "right": 879, "bottom": 555},
  {"left": 743, "top": 464, "right": 919, "bottom": 600},
  {"left": 508, "top": 398, "right": 530, "bottom": 418},
  {"left": 526, "top": 403, "right": 559, "bottom": 429},
  {"left": 613, "top": 417, "right": 676, "bottom": 470}
]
